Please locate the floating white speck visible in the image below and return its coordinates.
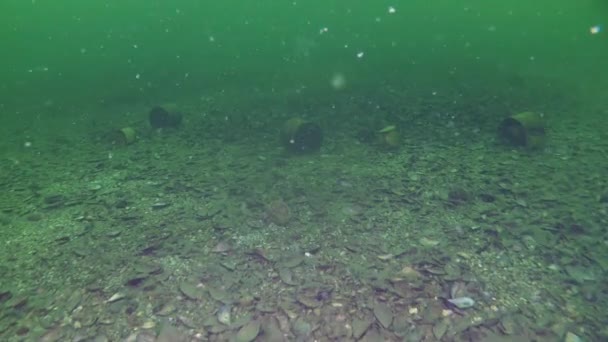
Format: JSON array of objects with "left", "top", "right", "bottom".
[
  {"left": 388, "top": 6, "right": 396, "bottom": 14},
  {"left": 356, "top": 51, "right": 364, "bottom": 58},
  {"left": 135, "top": 73, "right": 140, "bottom": 79},
  {"left": 319, "top": 27, "right": 328, "bottom": 34},
  {"left": 330, "top": 73, "right": 346, "bottom": 90},
  {"left": 590, "top": 25, "right": 601, "bottom": 34}
]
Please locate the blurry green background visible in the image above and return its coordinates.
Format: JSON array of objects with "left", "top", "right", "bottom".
[{"left": 1, "top": 0, "right": 606, "bottom": 112}]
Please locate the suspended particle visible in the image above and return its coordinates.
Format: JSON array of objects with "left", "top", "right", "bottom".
[
  {"left": 590, "top": 25, "right": 601, "bottom": 35},
  {"left": 330, "top": 73, "right": 346, "bottom": 90}
]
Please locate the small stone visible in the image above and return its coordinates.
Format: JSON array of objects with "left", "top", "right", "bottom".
[
  {"left": 408, "top": 172, "right": 419, "bottom": 181},
  {"left": 292, "top": 318, "right": 312, "bottom": 337},
  {"left": 141, "top": 321, "right": 156, "bottom": 329},
  {"left": 419, "top": 237, "right": 440, "bottom": 247},
  {"left": 352, "top": 318, "right": 371, "bottom": 339},
  {"left": 151, "top": 202, "right": 170, "bottom": 210},
  {"left": 433, "top": 319, "right": 449, "bottom": 340},
  {"left": 156, "top": 323, "right": 187, "bottom": 342},
  {"left": 281, "top": 255, "right": 305, "bottom": 268},
  {"left": 377, "top": 254, "right": 394, "bottom": 261},
  {"left": 212, "top": 241, "right": 232, "bottom": 253},
  {"left": 373, "top": 302, "right": 393, "bottom": 328},
  {"left": 447, "top": 297, "right": 475, "bottom": 309},
  {"left": 564, "top": 332, "right": 582, "bottom": 342},
  {"left": 399, "top": 265, "right": 421, "bottom": 280},
  {"left": 235, "top": 320, "right": 261, "bottom": 342},
  {"left": 456, "top": 252, "right": 471, "bottom": 259},
  {"left": 106, "top": 292, "right": 126, "bottom": 303},
  {"left": 179, "top": 281, "right": 205, "bottom": 301},
  {"left": 217, "top": 304, "right": 231, "bottom": 325},
  {"left": 154, "top": 303, "right": 176, "bottom": 316},
  {"left": 278, "top": 268, "right": 297, "bottom": 286},
  {"left": 106, "top": 230, "right": 121, "bottom": 238},
  {"left": 88, "top": 183, "right": 102, "bottom": 191},
  {"left": 208, "top": 287, "right": 230, "bottom": 302}
]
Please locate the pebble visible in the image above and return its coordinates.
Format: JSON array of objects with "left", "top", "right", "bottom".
[
  {"left": 419, "top": 237, "right": 440, "bottom": 247},
  {"left": 106, "top": 292, "right": 126, "bottom": 303},
  {"left": 447, "top": 297, "right": 475, "bottom": 309},
  {"left": 88, "top": 183, "right": 102, "bottom": 191},
  {"left": 141, "top": 321, "right": 156, "bottom": 329},
  {"left": 151, "top": 202, "right": 170, "bottom": 210},
  {"left": 564, "top": 332, "right": 582, "bottom": 342},
  {"left": 217, "top": 304, "right": 231, "bottom": 325}
]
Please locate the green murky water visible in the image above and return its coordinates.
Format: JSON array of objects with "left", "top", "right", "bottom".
[
  {"left": 1, "top": 1, "right": 606, "bottom": 341},
  {"left": 2, "top": 1, "right": 606, "bottom": 107}
]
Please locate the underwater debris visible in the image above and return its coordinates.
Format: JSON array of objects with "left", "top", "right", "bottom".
[
  {"left": 149, "top": 105, "right": 182, "bottom": 129},
  {"left": 115, "top": 127, "right": 136, "bottom": 145},
  {"left": 499, "top": 111, "right": 545, "bottom": 149},
  {"left": 377, "top": 125, "right": 400, "bottom": 149},
  {"left": 280, "top": 118, "right": 323, "bottom": 153}
]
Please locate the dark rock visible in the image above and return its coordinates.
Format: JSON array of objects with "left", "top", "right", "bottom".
[
  {"left": 149, "top": 106, "right": 182, "bottom": 129},
  {"left": 479, "top": 193, "right": 496, "bottom": 203},
  {"left": 448, "top": 187, "right": 472, "bottom": 205},
  {"left": 0, "top": 290, "right": 12, "bottom": 304}
]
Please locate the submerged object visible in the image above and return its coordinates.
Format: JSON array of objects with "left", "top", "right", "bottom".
[
  {"left": 119, "top": 127, "right": 136, "bottom": 145},
  {"left": 217, "top": 304, "right": 231, "bottom": 325},
  {"left": 280, "top": 118, "right": 323, "bottom": 154},
  {"left": 111, "top": 127, "right": 136, "bottom": 145},
  {"left": 499, "top": 111, "right": 545, "bottom": 149},
  {"left": 447, "top": 296, "right": 475, "bottom": 309},
  {"left": 377, "top": 125, "right": 400, "bottom": 149},
  {"left": 149, "top": 105, "right": 182, "bottom": 129}
]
